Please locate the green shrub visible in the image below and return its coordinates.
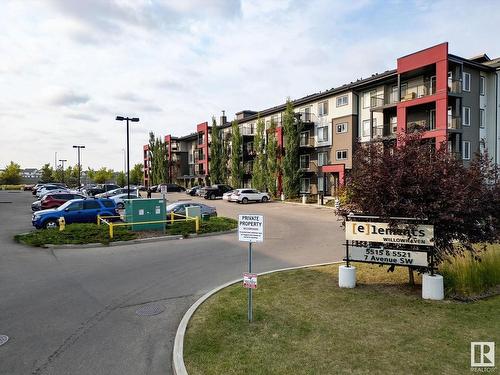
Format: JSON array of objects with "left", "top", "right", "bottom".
[
  {"left": 14, "top": 223, "right": 137, "bottom": 246},
  {"left": 1, "top": 185, "right": 23, "bottom": 190},
  {"left": 166, "top": 217, "right": 237, "bottom": 236},
  {"left": 440, "top": 244, "right": 500, "bottom": 297}
]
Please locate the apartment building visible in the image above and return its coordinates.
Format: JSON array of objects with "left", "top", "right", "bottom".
[{"left": 143, "top": 42, "right": 500, "bottom": 195}]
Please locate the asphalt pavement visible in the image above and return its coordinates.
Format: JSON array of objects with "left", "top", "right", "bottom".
[{"left": 0, "top": 191, "right": 345, "bottom": 375}]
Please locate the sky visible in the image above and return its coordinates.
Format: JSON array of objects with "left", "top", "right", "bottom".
[{"left": 1, "top": 0, "right": 500, "bottom": 171}]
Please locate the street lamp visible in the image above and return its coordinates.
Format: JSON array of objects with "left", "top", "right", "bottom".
[
  {"left": 116, "top": 116, "right": 140, "bottom": 199},
  {"left": 72, "top": 145, "right": 85, "bottom": 189},
  {"left": 59, "top": 159, "right": 67, "bottom": 184}
]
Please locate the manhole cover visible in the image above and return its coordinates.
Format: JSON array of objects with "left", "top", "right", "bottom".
[
  {"left": 0, "top": 335, "right": 9, "bottom": 346},
  {"left": 136, "top": 304, "right": 165, "bottom": 316}
]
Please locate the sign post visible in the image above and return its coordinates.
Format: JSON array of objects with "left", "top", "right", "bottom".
[
  {"left": 238, "top": 214, "right": 264, "bottom": 323},
  {"left": 160, "top": 185, "right": 167, "bottom": 234}
]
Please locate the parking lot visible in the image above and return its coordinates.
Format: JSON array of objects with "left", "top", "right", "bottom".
[{"left": 1, "top": 190, "right": 345, "bottom": 375}]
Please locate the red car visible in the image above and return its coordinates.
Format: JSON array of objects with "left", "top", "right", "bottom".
[{"left": 41, "top": 193, "right": 86, "bottom": 210}]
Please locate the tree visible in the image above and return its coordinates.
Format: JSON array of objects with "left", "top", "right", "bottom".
[
  {"left": 130, "top": 163, "right": 143, "bottom": 185},
  {"left": 116, "top": 171, "right": 126, "bottom": 187},
  {"left": 148, "top": 132, "right": 168, "bottom": 185},
  {"left": 230, "top": 120, "right": 243, "bottom": 188},
  {"left": 91, "top": 167, "right": 114, "bottom": 184},
  {"left": 0, "top": 161, "right": 21, "bottom": 184},
  {"left": 40, "top": 164, "right": 54, "bottom": 183},
  {"left": 282, "top": 99, "right": 302, "bottom": 198},
  {"left": 266, "top": 119, "right": 280, "bottom": 198},
  {"left": 252, "top": 116, "right": 266, "bottom": 191},
  {"left": 342, "top": 131, "right": 500, "bottom": 264},
  {"left": 210, "top": 117, "right": 224, "bottom": 184}
]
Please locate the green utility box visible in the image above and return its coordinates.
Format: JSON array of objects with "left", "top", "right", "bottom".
[{"left": 124, "top": 198, "right": 166, "bottom": 231}]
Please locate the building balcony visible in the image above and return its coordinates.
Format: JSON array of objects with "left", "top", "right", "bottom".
[
  {"left": 371, "top": 124, "right": 397, "bottom": 139},
  {"left": 299, "top": 160, "right": 317, "bottom": 172},
  {"left": 400, "top": 81, "right": 436, "bottom": 102},
  {"left": 407, "top": 119, "right": 431, "bottom": 132},
  {"left": 299, "top": 135, "right": 315, "bottom": 148},
  {"left": 447, "top": 115, "right": 461, "bottom": 130},
  {"left": 370, "top": 92, "right": 398, "bottom": 108},
  {"left": 448, "top": 79, "right": 462, "bottom": 95},
  {"left": 241, "top": 126, "right": 255, "bottom": 136}
]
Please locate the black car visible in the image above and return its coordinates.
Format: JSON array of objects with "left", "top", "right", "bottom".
[
  {"left": 83, "top": 183, "right": 120, "bottom": 197},
  {"left": 202, "top": 184, "right": 233, "bottom": 200},
  {"left": 156, "top": 183, "right": 186, "bottom": 193}
]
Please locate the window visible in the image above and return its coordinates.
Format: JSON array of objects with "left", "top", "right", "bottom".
[
  {"left": 480, "top": 109, "right": 485, "bottom": 128},
  {"left": 317, "top": 152, "right": 328, "bottom": 166},
  {"left": 429, "top": 109, "right": 436, "bottom": 130},
  {"left": 102, "top": 201, "right": 115, "bottom": 208},
  {"left": 318, "top": 101, "right": 328, "bottom": 116},
  {"left": 84, "top": 201, "right": 100, "bottom": 210},
  {"left": 400, "top": 83, "right": 408, "bottom": 98},
  {"left": 317, "top": 126, "right": 328, "bottom": 142},
  {"left": 463, "top": 106, "right": 471, "bottom": 126},
  {"left": 336, "top": 95, "right": 348, "bottom": 107},
  {"left": 390, "top": 116, "right": 398, "bottom": 134},
  {"left": 300, "top": 131, "right": 310, "bottom": 146},
  {"left": 463, "top": 141, "right": 471, "bottom": 160},
  {"left": 67, "top": 202, "right": 83, "bottom": 211},
  {"left": 300, "top": 178, "right": 310, "bottom": 193},
  {"left": 463, "top": 72, "right": 471, "bottom": 92},
  {"left": 300, "top": 154, "right": 310, "bottom": 169},
  {"left": 480, "top": 76, "right": 485, "bottom": 95},
  {"left": 317, "top": 176, "right": 324, "bottom": 192},
  {"left": 362, "top": 92, "right": 371, "bottom": 109},
  {"left": 362, "top": 120, "right": 371, "bottom": 137},
  {"left": 336, "top": 150, "right": 348, "bottom": 160},
  {"left": 336, "top": 122, "right": 347, "bottom": 133}
]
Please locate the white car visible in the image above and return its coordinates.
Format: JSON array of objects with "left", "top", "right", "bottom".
[
  {"left": 37, "top": 187, "right": 70, "bottom": 198},
  {"left": 231, "top": 189, "right": 270, "bottom": 204},
  {"left": 222, "top": 190, "right": 235, "bottom": 201},
  {"left": 111, "top": 193, "right": 142, "bottom": 209}
]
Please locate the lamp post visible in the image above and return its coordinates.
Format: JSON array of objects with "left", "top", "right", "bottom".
[
  {"left": 72, "top": 145, "right": 85, "bottom": 189},
  {"left": 116, "top": 116, "right": 140, "bottom": 199},
  {"left": 59, "top": 159, "right": 67, "bottom": 184}
]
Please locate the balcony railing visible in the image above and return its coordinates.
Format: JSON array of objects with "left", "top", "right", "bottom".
[
  {"left": 370, "top": 92, "right": 399, "bottom": 108},
  {"left": 241, "top": 126, "right": 255, "bottom": 136},
  {"left": 371, "top": 124, "right": 397, "bottom": 138},
  {"left": 400, "top": 81, "right": 436, "bottom": 102},
  {"left": 448, "top": 79, "right": 462, "bottom": 94},
  {"left": 299, "top": 136, "right": 315, "bottom": 147},
  {"left": 407, "top": 120, "right": 430, "bottom": 132},
  {"left": 447, "top": 115, "right": 461, "bottom": 129},
  {"left": 299, "top": 160, "right": 317, "bottom": 172}
]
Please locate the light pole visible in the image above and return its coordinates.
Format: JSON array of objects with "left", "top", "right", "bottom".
[
  {"left": 59, "top": 159, "right": 67, "bottom": 184},
  {"left": 116, "top": 116, "right": 140, "bottom": 199},
  {"left": 72, "top": 145, "right": 85, "bottom": 188}
]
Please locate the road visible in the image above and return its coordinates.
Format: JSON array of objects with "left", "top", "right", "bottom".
[{"left": 0, "top": 191, "right": 345, "bottom": 375}]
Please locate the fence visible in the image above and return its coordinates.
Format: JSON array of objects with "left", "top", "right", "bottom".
[{"left": 97, "top": 212, "right": 200, "bottom": 239}]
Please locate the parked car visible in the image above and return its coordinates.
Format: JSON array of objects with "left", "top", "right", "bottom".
[
  {"left": 186, "top": 185, "right": 204, "bottom": 196},
  {"left": 23, "top": 184, "right": 35, "bottom": 191},
  {"left": 36, "top": 185, "right": 69, "bottom": 198},
  {"left": 95, "top": 187, "right": 137, "bottom": 198},
  {"left": 156, "top": 183, "right": 186, "bottom": 193},
  {"left": 110, "top": 193, "right": 142, "bottom": 209},
  {"left": 33, "top": 184, "right": 57, "bottom": 196},
  {"left": 40, "top": 192, "right": 86, "bottom": 210},
  {"left": 32, "top": 199, "right": 118, "bottom": 229},
  {"left": 222, "top": 190, "right": 235, "bottom": 201},
  {"left": 231, "top": 189, "right": 270, "bottom": 204},
  {"left": 201, "top": 184, "right": 233, "bottom": 200},
  {"left": 165, "top": 202, "right": 217, "bottom": 218},
  {"left": 31, "top": 200, "right": 42, "bottom": 211},
  {"left": 82, "top": 183, "right": 120, "bottom": 197}
]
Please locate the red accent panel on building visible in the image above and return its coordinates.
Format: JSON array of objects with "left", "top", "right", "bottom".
[
  {"left": 397, "top": 43, "right": 448, "bottom": 74},
  {"left": 321, "top": 164, "right": 345, "bottom": 185},
  {"left": 196, "top": 122, "right": 209, "bottom": 175}
]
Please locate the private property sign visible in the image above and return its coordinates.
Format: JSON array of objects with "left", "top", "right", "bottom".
[
  {"left": 348, "top": 246, "right": 428, "bottom": 267},
  {"left": 243, "top": 273, "right": 258, "bottom": 289},
  {"left": 345, "top": 221, "right": 434, "bottom": 246},
  {"left": 238, "top": 215, "right": 264, "bottom": 243}
]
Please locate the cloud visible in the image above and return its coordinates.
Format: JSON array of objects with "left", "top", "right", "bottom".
[
  {"left": 141, "top": 104, "right": 163, "bottom": 113},
  {"left": 115, "top": 92, "right": 144, "bottom": 102},
  {"left": 65, "top": 113, "right": 99, "bottom": 122},
  {"left": 47, "top": 89, "right": 90, "bottom": 107}
]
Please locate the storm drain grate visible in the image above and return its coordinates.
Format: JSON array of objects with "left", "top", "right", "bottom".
[
  {"left": 0, "top": 335, "right": 9, "bottom": 346},
  {"left": 135, "top": 304, "right": 165, "bottom": 316}
]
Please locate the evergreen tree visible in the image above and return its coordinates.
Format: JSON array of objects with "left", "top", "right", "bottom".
[
  {"left": 40, "top": 164, "right": 54, "bottom": 183},
  {"left": 230, "top": 120, "right": 243, "bottom": 188},
  {"left": 266, "top": 119, "right": 279, "bottom": 198},
  {"left": 209, "top": 117, "right": 224, "bottom": 184},
  {"left": 282, "top": 99, "right": 302, "bottom": 198},
  {"left": 252, "top": 116, "right": 266, "bottom": 191}
]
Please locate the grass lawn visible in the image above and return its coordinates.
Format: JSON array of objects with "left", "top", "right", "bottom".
[{"left": 184, "top": 263, "right": 499, "bottom": 375}]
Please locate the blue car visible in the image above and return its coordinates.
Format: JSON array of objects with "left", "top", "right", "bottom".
[{"left": 32, "top": 199, "right": 118, "bottom": 229}]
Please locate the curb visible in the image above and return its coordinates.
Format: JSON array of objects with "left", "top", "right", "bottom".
[
  {"left": 41, "top": 228, "right": 238, "bottom": 250},
  {"left": 278, "top": 201, "right": 338, "bottom": 211},
  {"left": 172, "top": 261, "right": 345, "bottom": 375}
]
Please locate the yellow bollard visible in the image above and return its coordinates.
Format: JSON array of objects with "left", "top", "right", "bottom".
[
  {"left": 97, "top": 214, "right": 101, "bottom": 226},
  {"left": 58, "top": 217, "right": 66, "bottom": 231},
  {"left": 195, "top": 217, "right": 199, "bottom": 233},
  {"left": 170, "top": 211, "right": 174, "bottom": 224},
  {"left": 109, "top": 223, "right": 114, "bottom": 239}
]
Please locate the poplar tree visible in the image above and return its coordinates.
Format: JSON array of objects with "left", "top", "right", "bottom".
[
  {"left": 148, "top": 132, "right": 168, "bottom": 185},
  {"left": 282, "top": 99, "right": 302, "bottom": 198},
  {"left": 230, "top": 120, "right": 243, "bottom": 188},
  {"left": 266, "top": 119, "right": 279, "bottom": 197},
  {"left": 252, "top": 116, "right": 266, "bottom": 191},
  {"left": 209, "top": 117, "right": 224, "bottom": 184}
]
